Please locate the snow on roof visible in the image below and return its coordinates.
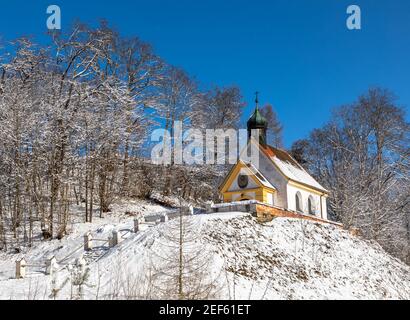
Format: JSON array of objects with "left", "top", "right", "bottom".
[
  {"left": 260, "top": 145, "right": 328, "bottom": 193},
  {"left": 243, "top": 162, "right": 276, "bottom": 190}
]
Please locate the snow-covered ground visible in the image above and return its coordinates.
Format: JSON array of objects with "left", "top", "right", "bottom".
[{"left": 0, "top": 201, "right": 409, "bottom": 300}]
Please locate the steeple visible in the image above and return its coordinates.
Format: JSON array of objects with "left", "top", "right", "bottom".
[{"left": 247, "top": 92, "right": 267, "bottom": 145}]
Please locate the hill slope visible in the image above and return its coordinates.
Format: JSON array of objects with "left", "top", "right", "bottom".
[
  {"left": 204, "top": 213, "right": 410, "bottom": 299},
  {"left": 0, "top": 204, "right": 409, "bottom": 300}
]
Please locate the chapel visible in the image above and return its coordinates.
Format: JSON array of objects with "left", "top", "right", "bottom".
[{"left": 218, "top": 96, "right": 329, "bottom": 220}]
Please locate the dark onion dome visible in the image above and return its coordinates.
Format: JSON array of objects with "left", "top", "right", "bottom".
[
  {"left": 247, "top": 92, "right": 268, "bottom": 145},
  {"left": 247, "top": 105, "right": 267, "bottom": 130}
]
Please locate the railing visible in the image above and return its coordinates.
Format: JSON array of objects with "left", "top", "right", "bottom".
[{"left": 14, "top": 207, "right": 197, "bottom": 279}]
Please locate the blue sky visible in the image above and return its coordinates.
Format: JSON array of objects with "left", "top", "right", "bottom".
[{"left": 0, "top": 0, "right": 409, "bottom": 147}]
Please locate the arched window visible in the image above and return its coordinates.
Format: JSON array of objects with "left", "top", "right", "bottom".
[
  {"left": 295, "top": 192, "right": 302, "bottom": 212},
  {"left": 308, "top": 196, "right": 315, "bottom": 215}
]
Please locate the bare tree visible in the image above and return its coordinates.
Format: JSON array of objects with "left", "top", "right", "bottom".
[
  {"left": 292, "top": 87, "right": 410, "bottom": 264},
  {"left": 260, "top": 104, "right": 283, "bottom": 147},
  {"left": 150, "top": 214, "right": 222, "bottom": 299}
]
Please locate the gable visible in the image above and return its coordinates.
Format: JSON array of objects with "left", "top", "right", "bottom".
[
  {"left": 227, "top": 167, "right": 259, "bottom": 191},
  {"left": 219, "top": 161, "right": 275, "bottom": 194}
]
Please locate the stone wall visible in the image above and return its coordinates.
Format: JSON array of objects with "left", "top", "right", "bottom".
[
  {"left": 254, "top": 203, "right": 342, "bottom": 227},
  {"left": 210, "top": 201, "right": 343, "bottom": 228}
]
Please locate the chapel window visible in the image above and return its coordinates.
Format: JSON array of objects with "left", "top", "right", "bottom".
[
  {"left": 308, "top": 196, "right": 315, "bottom": 215},
  {"left": 295, "top": 192, "right": 303, "bottom": 212}
]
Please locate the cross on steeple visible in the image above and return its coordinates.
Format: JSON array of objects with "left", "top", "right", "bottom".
[{"left": 247, "top": 91, "right": 267, "bottom": 145}]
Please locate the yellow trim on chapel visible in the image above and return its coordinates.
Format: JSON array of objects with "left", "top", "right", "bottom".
[
  {"left": 219, "top": 159, "right": 276, "bottom": 204},
  {"left": 222, "top": 187, "right": 273, "bottom": 203},
  {"left": 219, "top": 161, "right": 273, "bottom": 194},
  {"left": 288, "top": 180, "right": 328, "bottom": 196}
]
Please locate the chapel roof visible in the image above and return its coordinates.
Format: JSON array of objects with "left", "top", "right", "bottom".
[
  {"left": 243, "top": 162, "right": 276, "bottom": 190},
  {"left": 259, "top": 143, "right": 328, "bottom": 193}
]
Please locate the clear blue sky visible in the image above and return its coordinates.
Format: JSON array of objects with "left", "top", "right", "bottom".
[{"left": 1, "top": 0, "right": 409, "bottom": 147}]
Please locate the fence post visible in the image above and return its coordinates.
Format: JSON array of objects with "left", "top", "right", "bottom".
[
  {"left": 112, "top": 230, "right": 120, "bottom": 246},
  {"left": 75, "top": 255, "right": 86, "bottom": 270},
  {"left": 182, "top": 205, "right": 194, "bottom": 216},
  {"left": 108, "top": 235, "right": 114, "bottom": 248},
  {"left": 84, "top": 232, "right": 93, "bottom": 251},
  {"left": 205, "top": 202, "right": 213, "bottom": 213},
  {"left": 16, "top": 258, "right": 27, "bottom": 279},
  {"left": 46, "top": 256, "right": 58, "bottom": 275},
  {"left": 134, "top": 218, "right": 139, "bottom": 233}
]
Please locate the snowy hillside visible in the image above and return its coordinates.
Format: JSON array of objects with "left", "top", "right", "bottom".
[{"left": 0, "top": 201, "right": 409, "bottom": 300}]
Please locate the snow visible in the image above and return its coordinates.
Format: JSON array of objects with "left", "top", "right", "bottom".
[
  {"left": 272, "top": 157, "right": 327, "bottom": 192},
  {"left": 242, "top": 162, "right": 276, "bottom": 190},
  {"left": 205, "top": 215, "right": 410, "bottom": 299},
  {"left": 0, "top": 202, "right": 409, "bottom": 300},
  {"left": 211, "top": 200, "right": 258, "bottom": 208}
]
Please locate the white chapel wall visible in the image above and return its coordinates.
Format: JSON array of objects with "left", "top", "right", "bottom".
[
  {"left": 256, "top": 148, "right": 288, "bottom": 208},
  {"left": 286, "top": 183, "right": 325, "bottom": 219},
  {"left": 321, "top": 196, "right": 328, "bottom": 220}
]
